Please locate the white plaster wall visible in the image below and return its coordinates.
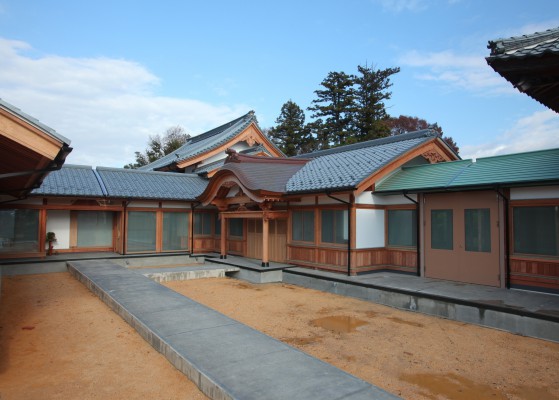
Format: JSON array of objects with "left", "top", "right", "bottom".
[
  {"left": 200, "top": 141, "right": 251, "bottom": 166},
  {"left": 357, "top": 192, "right": 417, "bottom": 205},
  {"left": 510, "top": 186, "right": 559, "bottom": 200},
  {"left": 289, "top": 196, "right": 315, "bottom": 206},
  {"left": 318, "top": 194, "right": 350, "bottom": 205},
  {"left": 162, "top": 202, "right": 191, "bottom": 209},
  {"left": 356, "top": 209, "right": 385, "bottom": 249},
  {"left": 128, "top": 201, "right": 159, "bottom": 208},
  {"left": 46, "top": 210, "right": 70, "bottom": 250}
]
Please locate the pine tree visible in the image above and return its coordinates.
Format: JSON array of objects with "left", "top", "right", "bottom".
[
  {"left": 268, "top": 100, "right": 312, "bottom": 156},
  {"left": 307, "top": 71, "right": 356, "bottom": 147},
  {"left": 353, "top": 64, "right": 400, "bottom": 141}
]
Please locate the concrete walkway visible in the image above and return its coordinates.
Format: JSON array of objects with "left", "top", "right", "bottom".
[
  {"left": 284, "top": 268, "right": 559, "bottom": 343},
  {"left": 68, "top": 260, "right": 399, "bottom": 400}
]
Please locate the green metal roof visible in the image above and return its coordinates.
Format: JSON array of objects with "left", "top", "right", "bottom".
[{"left": 375, "top": 148, "right": 559, "bottom": 194}]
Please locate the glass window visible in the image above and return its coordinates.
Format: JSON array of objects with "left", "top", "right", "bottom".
[
  {"left": 215, "top": 214, "right": 221, "bottom": 236},
  {"left": 513, "top": 206, "right": 559, "bottom": 256},
  {"left": 321, "top": 210, "right": 348, "bottom": 244},
  {"left": 194, "top": 213, "right": 212, "bottom": 235},
  {"left": 229, "top": 218, "right": 243, "bottom": 238},
  {"left": 127, "top": 211, "right": 156, "bottom": 252},
  {"left": 77, "top": 211, "right": 113, "bottom": 247},
  {"left": 292, "top": 210, "right": 315, "bottom": 242},
  {"left": 0, "top": 209, "right": 39, "bottom": 253},
  {"left": 431, "top": 209, "right": 453, "bottom": 250},
  {"left": 465, "top": 209, "right": 491, "bottom": 252},
  {"left": 163, "top": 212, "right": 188, "bottom": 251},
  {"left": 387, "top": 209, "right": 417, "bottom": 247}
]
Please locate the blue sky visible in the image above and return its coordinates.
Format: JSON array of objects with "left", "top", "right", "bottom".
[{"left": 1, "top": 0, "right": 558, "bottom": 167}]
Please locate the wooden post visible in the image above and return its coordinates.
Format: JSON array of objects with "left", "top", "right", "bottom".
[
  {"left": 262, "top": 217, "right": 269, "bottom": 267},
  {"left": 220, "top": 214, "right": 227, "bottom": 259}
]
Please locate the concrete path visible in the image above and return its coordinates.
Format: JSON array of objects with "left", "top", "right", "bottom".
[{"left": 67, "top": 260, "right": 399, "bottom": 400}]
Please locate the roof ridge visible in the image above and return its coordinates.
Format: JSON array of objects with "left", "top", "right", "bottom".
[
  {"left": 188, "top": 111, "right": 255, "bottom": 144},
  {"left": 488, "top": 26, "right": 559, "bottom": 55},
  {"left": 92, "top": 168, "right": 109, "bottom": 196},
  {"left": 293, "top": 129, "right": 437, "bottom": 159},
  {"left": 96, "top": 166, "right": 201, "bottom": 177}
]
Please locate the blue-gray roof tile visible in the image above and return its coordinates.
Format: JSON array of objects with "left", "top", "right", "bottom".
[
  {"left": 487, "top": 27, "right": 559, "bottom": 61},
  {"left": 139, "top": 111, "right": 282, "bottom": 171},
  {"left": 31, "top": 165, "right": 104, "bottom": 197},
  {"left": 286, "top": 130, "right": 439, "bottom": 193},
  {"left": 97, "top": 167, "right": 207, "bottom": 200}
]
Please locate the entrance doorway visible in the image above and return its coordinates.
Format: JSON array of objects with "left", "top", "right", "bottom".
[
  {"left": 424, "top": 191, "right": 501, "bottom": 287},
  {"left": 246, "top": 219, "right": 287, "bottom": 263}
]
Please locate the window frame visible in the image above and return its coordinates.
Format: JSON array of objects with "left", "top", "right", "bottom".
[
  {"left": 320, "top": 208, "right": 348, "bottom": 246},
  {"left": 386, "top": 207, "right": 417, "bottom": 249},
  {"left": 512, "top": 204, "right": 559, "bottom": 258},
  {"left": 291, "top": 209, "right": 315, "bottom": 243},
  {"left": 193, "top": 212, "right": 213, "bottom": 236}
]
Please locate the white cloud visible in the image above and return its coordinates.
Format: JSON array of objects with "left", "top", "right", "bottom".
[
  {"left": 374, "top": 0, "right": 427, "bottom": 13},
  {"left": 0, "top": 38, "right": 250, "bottom": 167},
  {"left": 399, "top": 49, "right": 514, "bottom": 95},
  {"left": 461, "top": 109, "right": 559, "bottom": 159}
]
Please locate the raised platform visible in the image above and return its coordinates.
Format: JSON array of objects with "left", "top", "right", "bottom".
[
  {"left": 283, "top": 268, "right": 559, "bottom": 343},
  {"left": 68, "top": 260, "right": 399, "bottom": 400},
  {"left": 208, "top": 255, "right": 295, "bottom": 284}
]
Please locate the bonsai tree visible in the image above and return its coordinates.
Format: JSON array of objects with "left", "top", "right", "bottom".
[{"left": 46, "top": 232, "right": 57, "bottom": 256}]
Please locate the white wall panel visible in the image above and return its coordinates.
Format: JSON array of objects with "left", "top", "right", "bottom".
[
  {"left": 46, "top": 210, "right": 70, "bottom": 250},
  {"left": 356, "top": 209, "right": 385, "bottom": 249}
]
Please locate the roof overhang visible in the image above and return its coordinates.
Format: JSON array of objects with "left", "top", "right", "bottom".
[
  {"left": 0, "top": 104, "right": 72, "bottom": 199},
  {"left": 486, "top": 53, "right": 559, "bottom": 113}
]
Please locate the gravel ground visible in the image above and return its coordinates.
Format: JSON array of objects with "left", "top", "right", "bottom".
[
  {"left": 165, "top": 278, "right": 559, "bottom": 400},
  {"left": 0, "top": 273, "right": 207, "bottom": 400},
  {"left": 2, "top": 272, "right": 557, "bottom": 400}
]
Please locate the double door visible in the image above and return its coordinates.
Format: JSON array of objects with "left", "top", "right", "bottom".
[{"left": 424, "top": 191, "right": 501, "bottom": 287}]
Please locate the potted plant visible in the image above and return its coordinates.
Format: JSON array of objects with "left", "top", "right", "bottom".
[{"left": 46, "top": 232, "right": 57, "bottom": 256}]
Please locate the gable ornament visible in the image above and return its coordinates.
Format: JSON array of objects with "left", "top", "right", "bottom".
[{"left": 422, "top": 150, "right": 445, "bottom": 164}]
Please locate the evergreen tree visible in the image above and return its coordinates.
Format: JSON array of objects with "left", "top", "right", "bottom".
[
  {"left": 307, "top": 71, "right": 356, "bottom": 147},
  {"left": 125, "top": 126, "right": 190, "bottom": 168},
  {"left": 268, "top": 100, "right": 312, "bottom": 156},
  {"left": 353, "top": 64, "right": 400, "bottom": 141}
]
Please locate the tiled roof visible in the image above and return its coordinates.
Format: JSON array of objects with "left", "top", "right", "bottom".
[
  {"left": 486, "top": 27, "right": 559, "bottom": 113},
  {"left": 0, "top": 98, "right": 71, "bottom": 145},
  {"left": 375, "top": 148, "right": 559, "bottom": 194},
  {"left": 220, "top": 158, "right": 309, "bottom": 194},
  {"left": 487, "top": 27, "right": 559, "bottom": 61},
  {"left": 97, "top": 167, "right": 207, "bottom": 200},
  {"left": 286, "top": 130, "right": 439, "bottom": 193},
  {"left": 31, "top": 165, "right": 104, "bottom": 197},
  {"left": 140, "top": 111, "right": 277, "bottom": 171},
  {"left": 195, "top": 145, "right": 273, "bottom": 175}
]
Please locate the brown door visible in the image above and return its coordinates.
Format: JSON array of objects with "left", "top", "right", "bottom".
[
  {"left": 425, "top": 191, "right": 500, "bottom": 287},
  {"left": 246, "top": 219, "right": 287, "bottom": 263}
]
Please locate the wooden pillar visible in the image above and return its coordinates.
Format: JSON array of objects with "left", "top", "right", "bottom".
[
  {"left": 220, "top": 214, "right": 227, "bottom": 259},
  {"left": 262, "top": 217, "right": 269, "bottom": 267}
]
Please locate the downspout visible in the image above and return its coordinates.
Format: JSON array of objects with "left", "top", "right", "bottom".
[
  {"left": 403, "top": 192, "right": 421, "bottom": 277},
  {"left": 326, "top": 192, "right": 353, "bottom": 277},
  {"left": 495, "top": 189, "right": 511, "bottom": 289},
  {"left": 190, "top": 201, "right": 201, "bottom": 255}
]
